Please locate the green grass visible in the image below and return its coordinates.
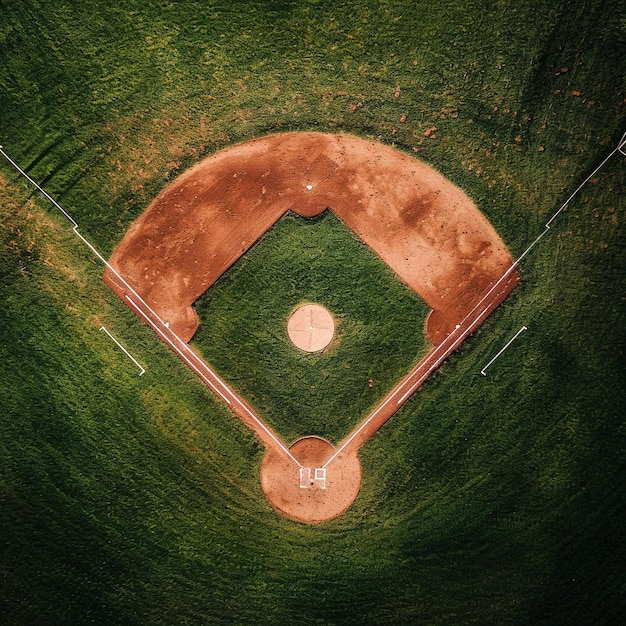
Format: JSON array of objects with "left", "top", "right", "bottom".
[
  {"left": 1, "top": 1, "right": 625, "bottom": 624},
  {"left": 192, "top": 210, "right": 431, "bottom": 443}
]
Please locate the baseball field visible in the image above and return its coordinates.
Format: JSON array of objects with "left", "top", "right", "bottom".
[{"left": 1, "top": 0, "right": 625, "bottom": 624}]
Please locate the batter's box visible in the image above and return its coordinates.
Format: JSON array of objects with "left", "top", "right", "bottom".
[{"left": 300, "top": 467, "right": 327, "bottom": 489}]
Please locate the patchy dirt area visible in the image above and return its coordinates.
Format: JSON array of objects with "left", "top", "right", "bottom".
[{"left": 103, "top": 132, "right": 519, "bottom": 523}]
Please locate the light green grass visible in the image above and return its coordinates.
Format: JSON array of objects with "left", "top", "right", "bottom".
[{"left": 1, "top": 1, "right": 625, "bottom": 624}]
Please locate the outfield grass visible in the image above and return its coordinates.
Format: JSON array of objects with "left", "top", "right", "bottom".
[{"left": 1, "top": 1, "right": 625, "bottom": 624}]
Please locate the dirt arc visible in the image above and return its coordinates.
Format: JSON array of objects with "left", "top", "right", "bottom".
[
  {"left": 104, "top": 132, "right": 515, "bottom": 346},
  {"left": 103, "top": 132, "right": 519, "bottom": 523}
]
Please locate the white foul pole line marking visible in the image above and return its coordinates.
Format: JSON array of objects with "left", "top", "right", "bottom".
[
  {"left": 323, "top": 131, "right": 626, "bottom": 470},
  {"left": 100, "top": 326, "right": 145, "bottom": 375},
  {"left": 1, "top": 144, "right": 302, "bottom": 469},
  {"left": 481, "top": 326, "right": 527, "bottom": 376},
  {"left": 0, "top": 145, "right": 78, "bottom": 227}
]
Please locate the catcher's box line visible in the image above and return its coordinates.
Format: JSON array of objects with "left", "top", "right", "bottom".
[
  {"left": 0, "top": 144, "right": 302, "bottom": 469},
  {"left": 100, "top": 325, "right": 145, "bottom": 376}
]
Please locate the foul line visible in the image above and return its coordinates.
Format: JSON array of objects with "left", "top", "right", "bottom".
[
  {"left": 481, "top": 326, "right": 527, "bottom": 376},
  {"left": 125, "top": 296, "right": 233, "bottom": 405},
  {"left": 121, "top": 295, "right": 302, "bottom": 466},
  {"left": 100, "top": 326, "right": 145, "bottom": 375},
  {"left": 0, "top": 145, "right": 78, "bottom": 227},
  {"left": 1, "top": 144, "right": 302, "bottom": 468},
  {"left": 321, "top": 279, "right": 510, "bottom": 469},
  {"left": 124, "top": 296, "right": 302, "bottom": 467},
  {"left": 323, "top": 130, "right": 626, "bottom": 469}
]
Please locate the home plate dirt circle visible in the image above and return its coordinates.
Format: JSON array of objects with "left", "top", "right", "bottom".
[
  {"left": 260, "top": 437, "right": 362, "bottom": 523},
  {"left": 287, "top": 304, "right": 335, "bottom": 352}
]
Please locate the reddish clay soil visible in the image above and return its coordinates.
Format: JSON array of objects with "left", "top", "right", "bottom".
[
  {"left": 103, "top": 131, "right": 519, "bottom": 523},
  {"left": 260, "top": 437, "right": 361, "bottom": 524},
  {"left": 104, "top": 132, "right": 514, "bottom": 345}
]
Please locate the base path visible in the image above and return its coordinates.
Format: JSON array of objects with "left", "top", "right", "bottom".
[{"left": 103, "top": 132, "right": 519, "bottom": 523}]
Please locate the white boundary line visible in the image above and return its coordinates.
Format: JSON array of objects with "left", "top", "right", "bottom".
[
  {"left": 0, "top": 144, "right": 302, "bottom": 469},
  {"left": 4, "top": 130, "right": 623, "bottom": 472},
  {"left": 481, "top": 325, "right": 527, "bottom": 376},
  {"left": 393, "top": 264, "right": 520, "bottom": 407},
  {"left": 323, "top": 130, "right": 626, "bottom": 469},
  {"left": 100, "top": 326, "right": 145, "bottom": 375},
  {"left": 123, "top": 294, "right": 302, "bottom": 466},
  {"left": 618, "top": 132, "right": 626, "bottom": 157},
  {"left": 321, "top": 292, "right": 505, "bottom": 468}
]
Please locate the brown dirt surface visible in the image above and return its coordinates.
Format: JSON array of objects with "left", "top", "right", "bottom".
[
  {"left": 103, "top": 131, "right": 520, "bottom": 523},
  {"left": 260, "top": 437, "right": 361, "bottom": 524},
  {"left": 104, "top": 132, "right": 515, "bottom": 345}
]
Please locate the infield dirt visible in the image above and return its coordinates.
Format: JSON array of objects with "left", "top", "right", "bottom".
[{"left": 103, "top": 132, "right": 519, "bottom": 522}]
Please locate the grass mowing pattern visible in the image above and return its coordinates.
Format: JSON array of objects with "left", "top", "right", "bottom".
[
  {"left": 192, "top": 210, "right": 431, "bottom": 444},
  {"left": 1, "top": 0, "right": 625, "bottom": 624}
]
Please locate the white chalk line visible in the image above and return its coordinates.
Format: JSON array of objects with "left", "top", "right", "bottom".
[
  {"left": 324, "top": 130, "right": 626, "bottom": 469},
  {"left": 322, "top": 297, "right": 498, "bottom": 469},
  {"left": 124, "top": 296, "right": 232, "bottom": 404},
  {"left": 474, "top": 130, "right": 626, "bottom": 375},
  {"left": 481, "top": 325, "right": 527, "bottom": 376},
  {"left": 5, "top": 131, "right": 624, "bottom": 472},
  {"left": 100, "top": 326, "right": 145, "bottom": 375},
  {"left": 619, "top": 131, "right": 626, "bottom": 157},
  {"left": 1, "top": 145, "right": 302, "bottom": 468}
]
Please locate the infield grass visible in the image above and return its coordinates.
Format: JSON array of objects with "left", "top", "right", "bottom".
[
  {"left": 192, "top": 210, "right": 431, "bottom": 444},
  {"left": 1, "top": 1, "right": 625, "bottom": 624}
]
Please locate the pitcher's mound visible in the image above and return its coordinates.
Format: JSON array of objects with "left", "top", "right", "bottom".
[
  {"left": 287, "top": 304, "right": 335, "bottom": 352},
  {"left": 260, "top": 436, "right": 361, "bottom": 523}
]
